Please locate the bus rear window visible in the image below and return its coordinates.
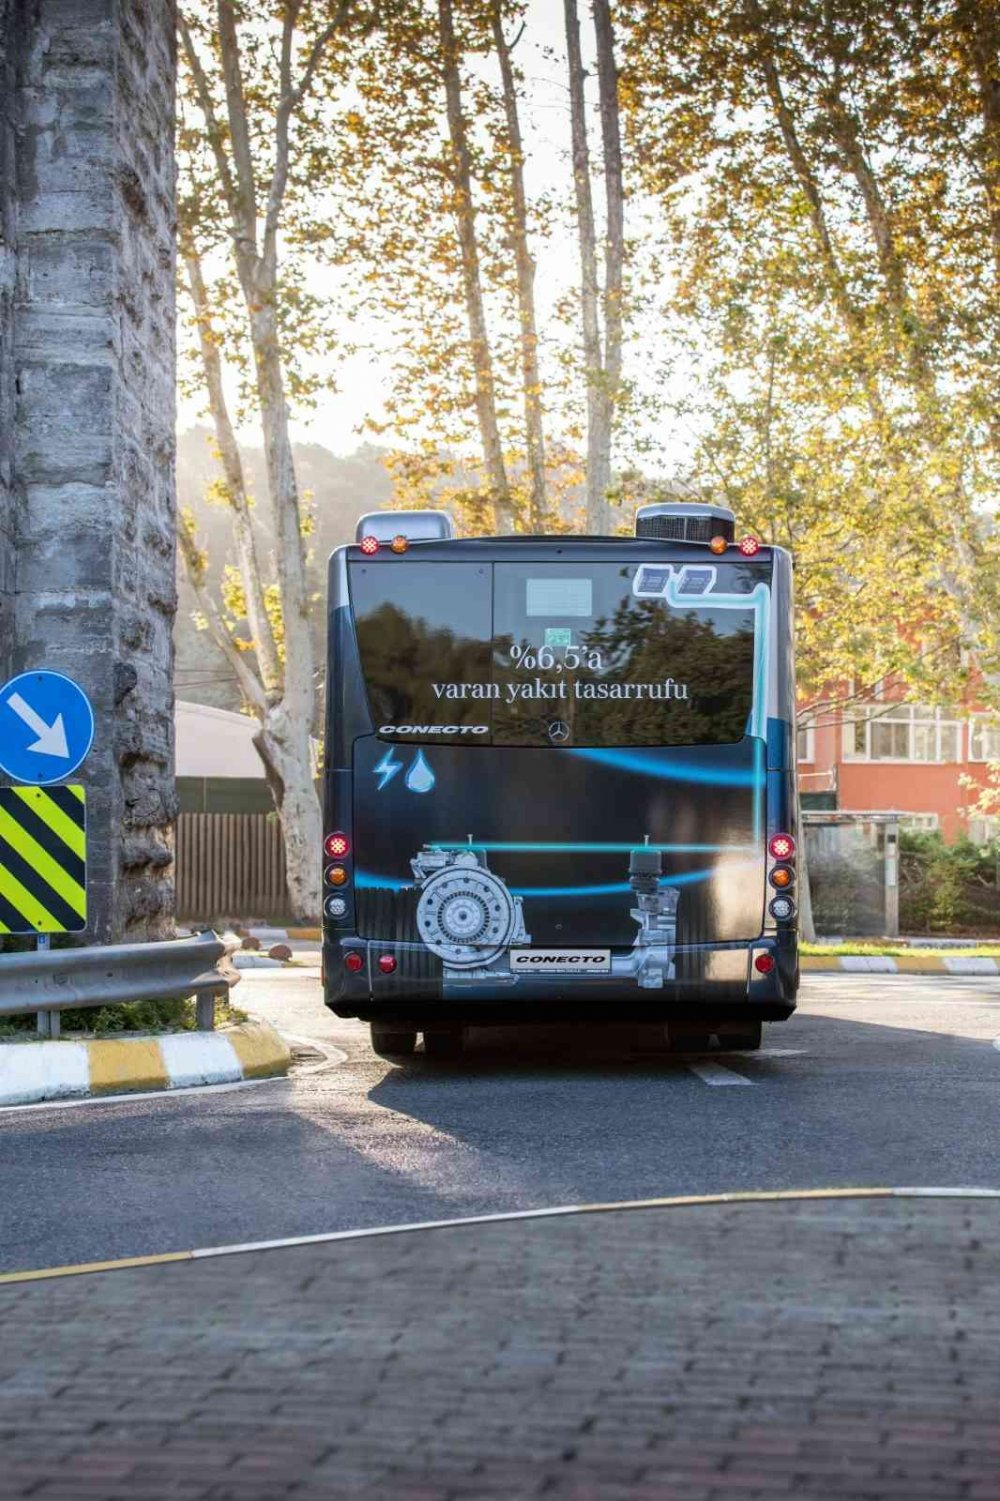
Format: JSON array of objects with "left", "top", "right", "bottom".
[{"left": 350, "top": 558, "right": 766, "bottom": 746}]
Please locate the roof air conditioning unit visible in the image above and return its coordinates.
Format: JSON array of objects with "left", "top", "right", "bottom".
[
  {"left": 634, "top": 503, "right": 735, "bottom": 544},
  {"left": 355, "top": 510, "right": 454, "bottom": 543}
]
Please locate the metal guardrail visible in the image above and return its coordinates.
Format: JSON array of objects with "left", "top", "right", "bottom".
[{"left": 0, "top": 931, "right": 240, "bottom": 1038}]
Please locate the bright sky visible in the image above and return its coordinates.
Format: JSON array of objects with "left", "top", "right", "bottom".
[{"left": 177, "top": 0, "right": 693, "bottom": 474}]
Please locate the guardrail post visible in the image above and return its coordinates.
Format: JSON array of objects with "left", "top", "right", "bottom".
[
  {"left": 34, "top": 935, "right": 60, "bottom": 1037},
  {"left": 195, "top": 991, "right": 216, "bottom": 1031}
]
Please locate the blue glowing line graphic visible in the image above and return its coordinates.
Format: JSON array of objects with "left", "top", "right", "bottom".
[
  {"left": 354, "top": 868, "right": 731, "bottom": 897},
  {"left": 373, "top": 748, "right": 402, "bottom": 790},
  {"left": 433, "top": 841, "right": 755, "bottom": 854},
  {"left": 565, "top": 747, "right": 760, "bottom": 787}
]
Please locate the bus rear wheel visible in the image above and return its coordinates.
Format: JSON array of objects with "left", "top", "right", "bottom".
[
  {"left": 666, "top": 1029, "right": 711, "bottom": 1053},
  {"left": 716, "top": 1022, "right": 763, "bottom": 1051},
  {"left": 423, "top": 1028, "right": 464, "bottom": 1058},
  {"left": 370, "top": 1023, "right": 417, "bottom": 1059}
]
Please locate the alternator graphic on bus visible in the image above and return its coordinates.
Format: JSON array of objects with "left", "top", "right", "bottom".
[{"left": 411, "top": 846, "right": 530, "bottom": 982}]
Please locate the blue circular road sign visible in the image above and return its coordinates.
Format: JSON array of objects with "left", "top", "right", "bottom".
[{"left": 0, "top": 671, "right": 95, "bottom": 785}]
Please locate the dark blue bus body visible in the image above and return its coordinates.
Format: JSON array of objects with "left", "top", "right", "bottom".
[{"left": 323, "top": 523, "right": 798, "bottom": 1041}]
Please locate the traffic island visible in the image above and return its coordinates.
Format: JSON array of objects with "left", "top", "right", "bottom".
[
  {"left": 0, "top": 1019, "right": 291, "bottom": 1106},
  {"left": 0, "top": 1192, "right": 996, "bottom": 1499}
]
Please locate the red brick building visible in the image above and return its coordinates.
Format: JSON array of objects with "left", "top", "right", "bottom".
[{"left": 797, "top": 702, "right": 1000, "bottom": 842}]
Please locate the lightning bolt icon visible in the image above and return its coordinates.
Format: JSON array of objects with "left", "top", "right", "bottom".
[{"left": 374, "top": 748, "right": 402, "bottom": 791}]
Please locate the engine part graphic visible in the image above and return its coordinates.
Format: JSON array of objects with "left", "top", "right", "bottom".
[
  {"left": 411, "top": 846, "right": 529, "bottom": 972},
  {"left": 608, "top": 843, "right": 680, "bottom": 990}
]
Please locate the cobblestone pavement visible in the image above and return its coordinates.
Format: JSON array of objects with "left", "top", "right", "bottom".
[{"left": 1, "top": 1196, "right": 998, "bottom": 1500}]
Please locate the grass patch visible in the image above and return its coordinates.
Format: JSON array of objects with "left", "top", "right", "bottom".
[
  {"left": 0, "top": 993, "right": 247, "bottom": 1040},
  {"left": 801, "top": 941, "right": 1000, "bottom": 958}
]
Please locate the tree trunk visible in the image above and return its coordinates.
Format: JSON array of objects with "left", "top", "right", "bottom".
[
  {"left": 438, "top": 0, "right": 515, "bottom": 534},
  {"left": 253, "top": 709, "right": 322, "bottom": 923},
  {"left": 493, "top": 5, "right": 547, "bottom": 531},
  {"left": 592, "top": 0, "right": 623, "bottom": 533},
  {"left": 564, "top": 0, "right": 607, "bottom": 533}
]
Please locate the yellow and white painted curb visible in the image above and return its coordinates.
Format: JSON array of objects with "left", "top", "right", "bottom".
[
  {"left": 0, "top": 1019, "right": 290, "bottom": 1107},
  {"left": 802, "top": 954, "right": 1000, "bottom": 975}
]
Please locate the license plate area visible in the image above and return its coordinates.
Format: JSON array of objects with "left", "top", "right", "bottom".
[{"left": 509, "top": 949, "right": 611, "bottom": 976}]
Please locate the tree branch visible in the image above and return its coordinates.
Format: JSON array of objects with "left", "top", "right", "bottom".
[{"left": 176, "top": 519, "right": 268, "bottom": 716}]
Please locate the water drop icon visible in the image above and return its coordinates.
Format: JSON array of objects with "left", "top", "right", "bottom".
[{"left": 405, "top": 749, "right": 435, "bottom": 794}]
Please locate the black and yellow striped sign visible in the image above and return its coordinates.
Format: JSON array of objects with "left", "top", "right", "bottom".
[{"left": 0, "top": 785, "right": 86, "bottom": 934}]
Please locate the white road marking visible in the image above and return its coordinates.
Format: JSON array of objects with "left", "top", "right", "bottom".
[{"left": 687, "top": 1061, "right": 753, "bottom": 1086}]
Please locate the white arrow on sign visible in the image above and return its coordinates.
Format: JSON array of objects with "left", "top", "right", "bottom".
[{"left": 6, "top": 692, "right": 70, "bottom": 758}]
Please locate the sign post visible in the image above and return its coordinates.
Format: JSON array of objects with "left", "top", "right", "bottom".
[{"left": 0, "top": 672, "right": 94, "bottom": 1037}]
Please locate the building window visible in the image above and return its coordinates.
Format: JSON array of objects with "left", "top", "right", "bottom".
[
  {"left": 969, "top": 816, "right": 1000, "bottom": 844},
  {"left": 969, "top": 718, "right": 1000, "bottom": 763},
  {"left": 842, "top": 704, "right": 962, "bottom": 763},
  {"left": 796, "top": 722, "right": 815, "bottom": 763},
  {"left": 899, "top": 813, "right": 939, "bottom": 832}
]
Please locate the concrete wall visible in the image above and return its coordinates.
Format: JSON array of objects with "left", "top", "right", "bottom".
[
  {"left": 3, "top": 0, "right": 177, "bottom": 940},
  {"left": 0, "top": 0, "right": 16, "bottom": 680}
]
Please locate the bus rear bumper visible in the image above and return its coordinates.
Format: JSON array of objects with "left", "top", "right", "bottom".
[{"left": 324, "top": 934, "right": 798, "bottom": 1025}]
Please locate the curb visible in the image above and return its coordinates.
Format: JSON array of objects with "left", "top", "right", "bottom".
[
  {"left": 801, "top": 954, "right": 1000, "bottom": 974},
  {"left": 2, "top": 1185, "right": 998, "bottom": 1287},
  {"left": 0, "top": 1020, "right": 291, "bottom": 1107}
]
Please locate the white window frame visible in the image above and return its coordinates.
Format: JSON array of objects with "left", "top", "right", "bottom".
[
  {"left": 899, "top": 813, "right": 939, "bottom": 832},
  {"left": 796, "top": 722, "right": 815, "bottom": 763},
  {"left": 968, "top": 717, "right": 1000, "bottom": 763},
  {"left": 842, "top": 704, "right": 962, "bottom": 764}
]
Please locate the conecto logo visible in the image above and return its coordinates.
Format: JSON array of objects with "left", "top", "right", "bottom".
[
  {"left": 510, "top": 949, "right": 611, "bottom": 974},
  {"left": 380, "top": 724, "right": 488, "bottom": 736}
]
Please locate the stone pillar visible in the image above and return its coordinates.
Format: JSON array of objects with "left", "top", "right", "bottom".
[{"left": 3, "top": 0, "right": 177, "bottom": 941}]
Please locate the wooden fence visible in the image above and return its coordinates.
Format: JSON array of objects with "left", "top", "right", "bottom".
[{"left": 175, "top": 813, "right": 293, "bottom": 924}]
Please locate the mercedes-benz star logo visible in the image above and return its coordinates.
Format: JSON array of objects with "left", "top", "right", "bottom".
[{"left": 547, "top": 720, "right": 570, "bottom": 743}]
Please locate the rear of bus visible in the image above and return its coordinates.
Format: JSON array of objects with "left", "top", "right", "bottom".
[{"left": 323, "top": 503, "right": 799, "bottom": 1045}]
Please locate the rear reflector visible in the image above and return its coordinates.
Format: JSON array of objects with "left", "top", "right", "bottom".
[
  {"left": 378, "top": 954, "right": 397, "bottom": 974},
  {"left": 754, "top": 953, "right": 775, "bottom": 974},
  {"left": 344, "top": 951, "right": 364, "bottom": 973}
]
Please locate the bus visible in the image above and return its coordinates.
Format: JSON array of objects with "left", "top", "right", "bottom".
[{"left": 323, "top": 503, "right": 798, "bottom": 1059}]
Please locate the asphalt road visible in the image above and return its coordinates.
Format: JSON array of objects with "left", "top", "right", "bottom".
[{"left": 3, "top": 970, "right": 1000, "bottom": 1275}]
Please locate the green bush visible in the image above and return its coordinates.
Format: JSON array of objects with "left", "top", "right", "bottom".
[
  {"left": 899, "top": 832, "right": 1000, "bottom": 935},
  {"left": 0, "top": 993, "right": 245, "bottom": 1039}
]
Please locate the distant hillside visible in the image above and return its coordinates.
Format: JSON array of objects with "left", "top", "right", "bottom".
[{"left": 175, "top": 428, "right": 393, "bottom": 711}]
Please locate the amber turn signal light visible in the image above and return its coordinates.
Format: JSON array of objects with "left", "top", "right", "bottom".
[
  {"left": 709, "top": 535, "right": 728, "bottom": 554},
  {"left": 326, "top": 865, "right": 348, "bottom": 887},
  {"left": 390, "top": 535, "right": 409, "bottom": 554},
  {"left": 769, "top": 865, "right": 793, "bottom": 889}
]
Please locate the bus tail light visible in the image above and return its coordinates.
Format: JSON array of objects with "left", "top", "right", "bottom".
[
  {"left": 326, "top": 865, "right": 349, "bottom": 887},
  {"left": 378, "top": 954, "right": 397, "bottom": 974},
  {"left": 360, "top": 535, "right": 380, "bottom": 555},
  {"left": 769, "top": 895, "right": 795, "bottom": 921},
  {"left": 754, "top": 953, "right": 775, "bottom": 974},
  {"left": 325, "top": 831, "right": 350, "bottom": 859},
  {"left": 768, "top": 833, "right": 795, "bottom": 860},
  {"left": 769, "top": 865, "right": 794, "bottom": 889},
  {"left": 344, "top": 951, "right": 364, "bottom": 973},
  {"left": 739, "top": 535, "right": 760, "bottom": 556}
]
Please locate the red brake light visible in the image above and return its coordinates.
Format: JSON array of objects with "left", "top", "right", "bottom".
[
  {"left": 739, "top": 535, "right": 760, "bottom": 556},
  {"left": 378, "top": 954, "right": 397, "bottom": 974},
  {"left": 325, "top": 831, "right": 350, "bottom": 859},
  {"left": 754, "top": 953, "right": 775, "bottom": 974},
  {"left": 769, "top": 833, "right": 795, "bottom": 860},
  {"left": 360, "top": 535, "right": 379, "bottom": 555},
  {"left": 344, "top": 951, "right": 364, "bottom": 973}
]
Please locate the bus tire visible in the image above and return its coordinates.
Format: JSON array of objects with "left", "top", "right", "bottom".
[
  {"left": 716, "top": 1022, "right": 762, "bottom": 1051},
  {"left": 423, "top": 1028, "right": 464, "bottom": 1058},
  {"left": 666, "top": 1029, "right": 711, "bottom": 1053},
  {"left": 370, "top": 1024, "right": 417, "bottom": 1059}
]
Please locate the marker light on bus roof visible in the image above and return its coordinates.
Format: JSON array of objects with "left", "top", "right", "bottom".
[
  {"left": 709, "top": 535, "right": 728, "bottom": 554},
  {"left": 739, "top": 535, "right": 760, "bottom": 556},
  {"left": 768, "top": 833, "right": 795, "bottom": 860},
  {"left": 325, "top": 831, "right": 350, "bottom": 859},
  {"left": 390, "top": 535, "right": 409, "bottom": 553},
  {"left": 360, "top": 535, "right": 380, "bottom": 555}
]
